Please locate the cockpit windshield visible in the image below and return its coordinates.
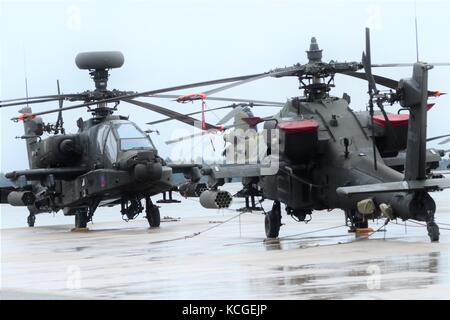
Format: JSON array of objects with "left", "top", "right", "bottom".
[{"left": 114, "top": 123, "right": 153, "bottom": 151}]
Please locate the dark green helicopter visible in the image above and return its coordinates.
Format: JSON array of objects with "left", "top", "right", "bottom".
[
  {"left": 150, "top": 28, "right": 450, "bottom": 242},
  {"left": 1, "top": 51, "right": 276, "bottom": 229}
]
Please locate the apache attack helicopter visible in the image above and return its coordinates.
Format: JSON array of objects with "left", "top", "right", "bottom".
[
  {"left": 149, "top": 28, "right": 450, "bottom": 242},
  {"left": 0, "top": 51, "right": 282, "bottom": 229}
]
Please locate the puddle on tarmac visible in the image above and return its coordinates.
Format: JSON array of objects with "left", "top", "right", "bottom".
[{"left": 249, "top": 251, "right": 448, "bottom": 299}]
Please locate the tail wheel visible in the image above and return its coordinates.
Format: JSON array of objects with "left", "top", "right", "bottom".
[
  {"left": 146, "top": 206, "right": 160, "bottom": 228},
  {"left": 265, "top": 201, "right": 281, "bottom": 238}
]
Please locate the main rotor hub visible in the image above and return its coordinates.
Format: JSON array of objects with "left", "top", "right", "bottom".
[{"left": 90, "top": 69, "right": 109, "bottom": 91}]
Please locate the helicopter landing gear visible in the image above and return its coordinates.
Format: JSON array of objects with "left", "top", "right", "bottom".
[
  {"left": 235, "top": 180, "right": 263, "bottom": 212},
  {"left": 426, "top": 221, "right": 440, "bottom": 242},
  {"left": 145, "top": 197, "right": 160, "bottom": 228},
  {"left": 346, "top": 209, "right": 368, "bottom": 233},
  {"left": 74, "top": 209, "right": 89, "bottom": 230},
  {"left": 425, "top": 209, "right": 440, "bottom": 242},
  {"left": 286, "top": 207, "right": 312, "bottom": 222},
  {"left": 27, "top": 213, "right": 36, "bottom": 227},
  {"left": 156, "top": 190, "right": 180, "bottom": 204},
  {"left": 265, "top": 201, "right": 282, "bottom": 238},
  {"left": 237, "top": 195, "right": 263, "bottom": 212}
]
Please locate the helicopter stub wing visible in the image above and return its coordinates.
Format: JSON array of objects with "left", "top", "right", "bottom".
[
  {"left": 168, "top": 163, "right": 203, "bottom": 181},
  {"left": 5, "top": 167, "right": 89, "bottom": 181},
  {"left": 202, "top": 162, "right": 279, "bottom": 179},
  {"left": 336, "top": 177, "right": 450, "bottom": 197}
]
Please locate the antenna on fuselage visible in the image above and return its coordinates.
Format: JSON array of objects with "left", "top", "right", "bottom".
[
  {"left": 23, "top": 46, "right": 30, "bottom": 109},
  {"left": 414, "top": 0, "right": 420, "bottom": 62}
]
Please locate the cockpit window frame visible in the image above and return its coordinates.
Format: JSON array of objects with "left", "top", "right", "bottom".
[
  {"left": 111, "top": 121, "right": 155, "bottom": 152},
  {"left": 103, "top": 127, "right": 118, "bottom": 163}
]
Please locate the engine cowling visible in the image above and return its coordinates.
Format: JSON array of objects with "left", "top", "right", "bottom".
[{"left": 34, "top": 135, "right": 82, "bottom": 168}]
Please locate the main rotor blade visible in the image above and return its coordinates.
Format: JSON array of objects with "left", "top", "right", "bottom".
[
  {"left": 439, "top": 137, "right": 450, "bottom": 145},
  {"left": 149, "top": 67, "right": 297, "bottom": 101},
  {"left": 372, "top": 62, "right": 450, "bottom": 67},
  {"left": 165, "top": 116, "right": 274, "bottom": 145},
  {"left": 10, "top": 73, "right": 267, "bottom": 120},
  {"left": 215, "top": 106, "right": 245, "bottom": 125},
  {"left": 1, "top": 96, "right": 76, "bottom": 108},
  {"left": 363, "top": 27, "right": 380, "bottom": 171},
  {"left": 341, "top": 71, "right": 443, "bottom": 97},
  {"left": 146, "top": 103, "right": 275, "bottom": 125},
  {"left": 165, "top": 129, "right": 219, "bottom": 144},
  {"left": 363, "top": 29, "right": 378, "bottom": 95},
  {"left": 426, "top": 134, "right": 450, "bottom": 142},
  {"left": 151, "top": 94, "right": 285, "bottom": 106},
  {"left": 56, "top": 80, "right": 64, "bottom": 130},
  {"left": 0, "top": 93, "right": 82, "bottom": 104},
  {"left": 124, "top": 99, "right": 218, "bottom": 130},
  {"left": 136, "top": 73, "right": 267, "bottom": 100},
  {"left": 341, "top": 71, "right": 399, "bottom": 90},
  {"left": 203, "top": 73, "right": 271, "bottom": 96},
  {"left": 146, "top": 105, "right": 236, "bottom": 125}
]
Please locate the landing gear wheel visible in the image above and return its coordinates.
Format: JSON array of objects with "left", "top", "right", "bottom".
[
  {"left": 74, "top": 210, "right": 89, "bottom": 229},
  {"left": 27, "top": 214, "right": 35, "bottom": 227},
  {"left": 427, "top": 221, "right": 439, "bottom": 242},
  {"left": 146, "top": 206, "right": 160, "bottom": 228},
  {"left": 346, "top": 209, "right": 368, "bottom": 232},
  {"left": 355, "top": 218, "right": 368, "bottom": 229},
  {"left": 145, "top": 197, "right": 160, "bottom": 228},
  {"left": 265, "top": 201, "right": 281, "bottom": 238}
]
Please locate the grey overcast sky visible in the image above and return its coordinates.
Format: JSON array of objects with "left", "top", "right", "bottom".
[{"left": 1, "top": 0, "right": 449, "bottom": 171}]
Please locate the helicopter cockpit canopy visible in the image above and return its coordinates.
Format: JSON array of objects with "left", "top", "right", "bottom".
[{"left": 113, "top": 121, "right": 154, "bottom": 151}]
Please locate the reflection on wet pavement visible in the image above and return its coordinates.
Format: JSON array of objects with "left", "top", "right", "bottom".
[
  {"left": 1, "top": 186, "right": 449, "bottom": 299},
  {"left": 257, "top": 251, "right": 446, "bottom": 299}
]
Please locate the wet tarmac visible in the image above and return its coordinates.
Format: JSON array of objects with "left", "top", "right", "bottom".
[{"left": 1, "top": 184, "right": 449, "bottom": 299}]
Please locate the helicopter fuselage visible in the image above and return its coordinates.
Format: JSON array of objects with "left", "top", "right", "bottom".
[
  {"left": 258, "top": 95, "right": 437, "bottom": 222},
  {"left": 5, "top": 114, "right": 173, "bottom": 217}
]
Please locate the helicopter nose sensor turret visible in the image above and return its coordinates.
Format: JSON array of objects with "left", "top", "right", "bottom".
[{"left": 306, "top": 37, "right": 323, "bottom": 63}]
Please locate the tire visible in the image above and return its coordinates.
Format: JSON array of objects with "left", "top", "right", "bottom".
[
  {"left": 265, "top": 209, "right": 281, "bottom": 238},
  {"left": 75, "top": 211, "right": 88, "bottom": 228},
  {"left": 27, "top": 214, "right": 36, "bottom": 227},
  {"left": 355, "top": 218, "right": 368, "bottom": 229},
  {"left": 347, "top": 209, "right": 368, "bottom": 229},
  {"left": 427, "top": 221, "right": 440, "bottom": 242},
  {"left": 146, "top": 206, "right": 161, "bottom": 228}
]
